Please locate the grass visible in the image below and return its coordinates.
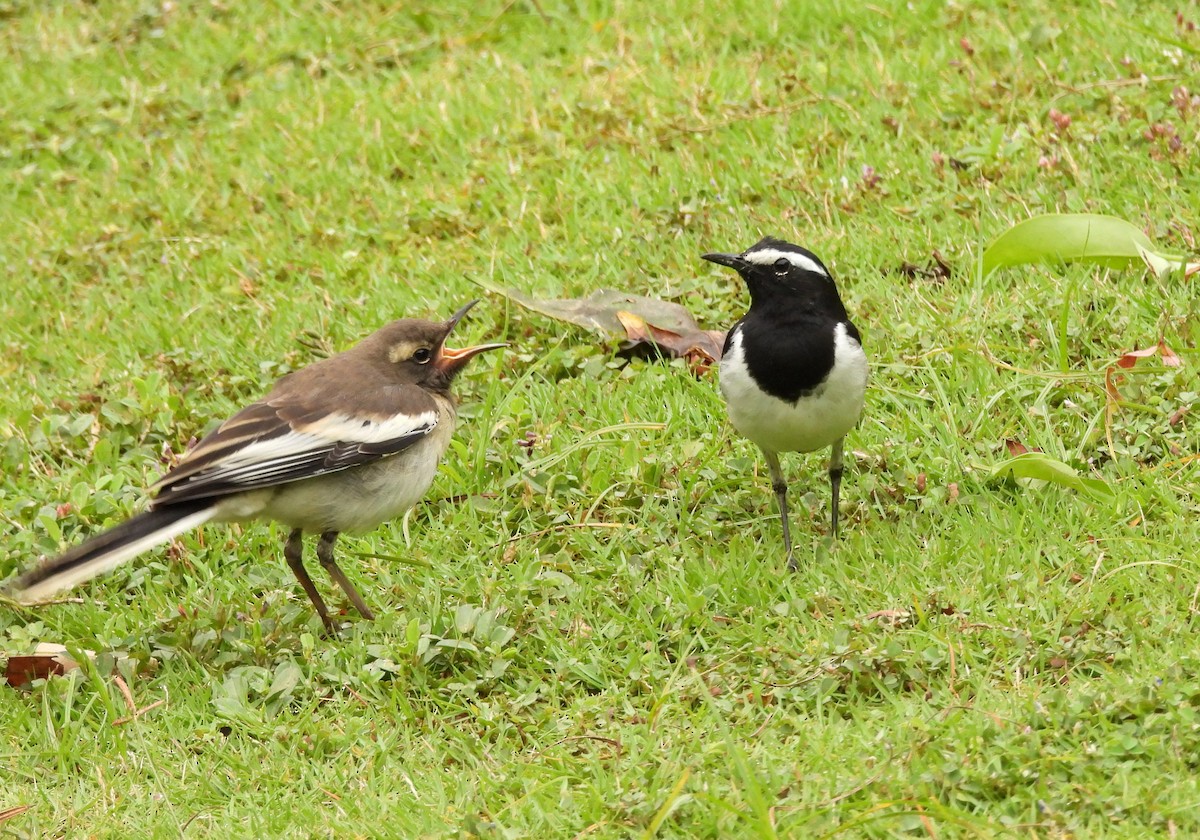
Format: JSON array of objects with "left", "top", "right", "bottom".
[{"left": 1, "top": 0, "right": 1198, "bottom": 836}]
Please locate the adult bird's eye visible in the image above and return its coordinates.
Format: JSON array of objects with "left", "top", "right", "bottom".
[
  {"left": 413, "top": 347, "right": 432, "bottom": 364},
  {"left": 774, "top": 257, "right": 790, "bottom": 272}
]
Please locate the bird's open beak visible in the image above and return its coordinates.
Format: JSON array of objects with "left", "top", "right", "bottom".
[
  {"left": 438, "top": 341, "right": 507, "bottom": 371},
  {"left": 445, "top": 299, "right": 482, "bottom": 331},
  {"left": 437, "top": 300, "right": 507, "bottom": 375},
  {"left": 702, "top": 252, "right": 749, "bottom": 272}
]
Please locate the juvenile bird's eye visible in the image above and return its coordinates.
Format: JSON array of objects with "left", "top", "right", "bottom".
[
  {"left": 413, "top": 347, "right": 432, "bottom": 364},
  {"left": 774, "top": 257, "right": 790, "bottom": 273}
]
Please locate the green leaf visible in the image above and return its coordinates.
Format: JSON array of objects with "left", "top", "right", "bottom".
[
  {"left": 981, "top": 213, "right": 1199, "bottom": 279},
  {"left": 454, "top": 603, "right": 479, "bottom": 634},
  {"left": 982, "top": 214, "right": 1156, "bottom": 276},
  {"left": 404, "top": 617, "right": 421, "bottom": 652},
  {"left": 265, "top": 658, "right": 303, "bottom": 703},
  {"left": 991, "top": 452, "right": 1114, "bottom": 499}
]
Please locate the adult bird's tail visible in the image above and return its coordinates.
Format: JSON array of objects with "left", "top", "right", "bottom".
[{"left": 8, "top": 501, "right": 217, "bottom": 603}]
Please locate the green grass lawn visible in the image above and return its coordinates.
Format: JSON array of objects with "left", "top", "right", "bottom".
[{"left": 2, "top": 0, "right": 1198, "bottom": 836}]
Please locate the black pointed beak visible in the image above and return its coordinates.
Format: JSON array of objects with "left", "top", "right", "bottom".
[
  {"left": 702, "top": 252, "right": 749, "bottom": 272},
  {"left": 445, "top": 299, "right": 481, "bottom": 331},
  {"left": 437, "top": 300, "right": 507, "bottom": 376}
]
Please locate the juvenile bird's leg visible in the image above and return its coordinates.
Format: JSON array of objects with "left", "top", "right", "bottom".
[
  {"left": 763, "top": 450, "right": 797, "bottom": 572},
  {"left": 284, "top": 528, "right": 337, "bottom": 634},
  {"left": 829, "top": 437, "right": 845, "bottom": 539},
  {"left": 317, "top": 530, "right": 375, "bottom": 621}
]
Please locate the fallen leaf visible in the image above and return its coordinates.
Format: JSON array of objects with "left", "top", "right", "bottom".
[
  {"left": 1137, "top": 244, "right": 1200, "bottom": 279},
  {"left": 5, "top": 643, "right": 84, "bottom": 688},
  {"left": 1117, "top": 347, "right": 1157, "bottom": 369},
  {"left": 614, "top": 310, "right": 725, "bottom": 372},
  {"left": 1117, "top": 340, "right": 1183, "bottom": 369},
  {"left": 992, "top": 452, "right": 1114, "bottom": 500},
  {"left": 1105, "top": 366, "right": 1124, "bottom": 401},
  {"left": 1004, "top": 438, "right": 1031, "bottom": 456},
  {"left": 466, "top": 279, "right": 726, "bottom": 371},
  {"left": 983, "top": 213, "right": 1198, "bottom": 278}
]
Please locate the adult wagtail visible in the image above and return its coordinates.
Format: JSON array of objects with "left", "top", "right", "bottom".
[
  {"left": 703, "top": 237, "right": 868, "bottom": 570},
  {"left": 6, "top": 301, "right": 505, "bottom": 633}
]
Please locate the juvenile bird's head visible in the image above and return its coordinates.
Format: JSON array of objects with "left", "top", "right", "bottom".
[{"left": 367, "top": 300, "right": 507, "bottom": 393}]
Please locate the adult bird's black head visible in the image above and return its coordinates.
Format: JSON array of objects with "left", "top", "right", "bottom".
[
  {"left": 704, "top": 237, "right": 860, "bottom": 403},
  {"left": 702, "top": 237, "right": 851, "bottom": 323}
]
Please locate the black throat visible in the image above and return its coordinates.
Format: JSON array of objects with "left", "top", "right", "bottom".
[{"left": 727, "top": 300, "right": 861, "bottom": 403}]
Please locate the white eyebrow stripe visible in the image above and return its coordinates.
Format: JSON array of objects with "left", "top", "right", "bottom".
[{"left": 742, "top": 248, "right": 828, "bottom": 276}]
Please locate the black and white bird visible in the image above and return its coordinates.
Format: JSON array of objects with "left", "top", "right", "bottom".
[
  {"left": 703, "top": 237, "right": 868, "bottom": 569},
  {"left": 7, "top": 301, "right": 505, "bottom": 634}
]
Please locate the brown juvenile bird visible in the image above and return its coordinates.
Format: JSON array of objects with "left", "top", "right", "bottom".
[{"left": 7, "top": 301, "right": 505, "bottom": 633}]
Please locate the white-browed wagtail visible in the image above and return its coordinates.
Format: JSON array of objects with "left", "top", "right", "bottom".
[
  {"left": 703, "top": 237, "right": 868, "bottom": 570},
  {"left": 6, "top": 301, "right": 505, "bottom": 634}
]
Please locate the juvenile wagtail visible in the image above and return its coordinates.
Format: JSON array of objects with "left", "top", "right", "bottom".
[
  {"left": 703, "top": 237, "right": 868, "bottom": 570},
  {"left": 7, "top": 301, "right": 505, "bottom": 633}
]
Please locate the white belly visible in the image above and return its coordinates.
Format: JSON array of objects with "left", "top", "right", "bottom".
[{"left": 720, "top": 324, "right": 867, "bottom": 454}]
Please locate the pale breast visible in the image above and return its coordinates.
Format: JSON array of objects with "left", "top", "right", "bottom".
[{"left": 720, "top": 324, "right": 867, "bottom": 455}]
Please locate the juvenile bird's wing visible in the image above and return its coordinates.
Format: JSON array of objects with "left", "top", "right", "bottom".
[{"left": 150, "top": 385, "right": 440, "bottom": 505}]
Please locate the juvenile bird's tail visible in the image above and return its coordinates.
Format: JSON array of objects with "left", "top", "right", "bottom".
[{"left": 8, "top": 501, "right": 217, "bottom": 603}]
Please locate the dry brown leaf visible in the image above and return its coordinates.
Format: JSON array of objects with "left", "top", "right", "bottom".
[
  {"left": 1117, "top": 340, "right": 1183, "bottom": 369},
  {"left": 1117, "top": 346, "right": 1158, "bottom": 369},
  {"left": 614, "top": 310, "right": 725, "bottom": 373},
  {"left": 1104, "top": 366, "right": 1124, "bottom": 401},
  {"left": 468, "top": 282, "right": 727, "bottom": 373},
  {"left": 5, "top": 643, "right": 83, "bottom": 688}
]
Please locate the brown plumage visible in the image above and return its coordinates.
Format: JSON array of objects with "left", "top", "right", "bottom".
[{"left": 7, "top": 301, "right": 505, "bottom": 634}]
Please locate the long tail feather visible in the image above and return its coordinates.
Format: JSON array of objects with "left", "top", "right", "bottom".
[{"left": 8, "top": 501, "right": 217, "bottom": 603}]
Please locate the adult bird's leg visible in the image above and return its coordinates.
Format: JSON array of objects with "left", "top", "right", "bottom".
[
  {"left": 829, "top": 437, "right": 846, "bottom": 540},
  {"left": 284, "top": 528, "right": 337, "bottom": 634},
  {"left": 317, "top": 531, "right": 375, "bottom": 621},
  {"left": 763, "top": 450, "right": 797, "bottom": 572}
]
